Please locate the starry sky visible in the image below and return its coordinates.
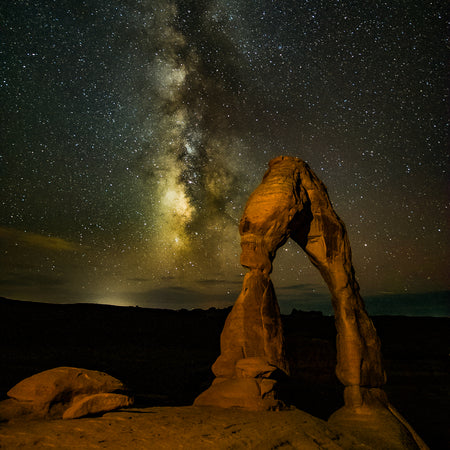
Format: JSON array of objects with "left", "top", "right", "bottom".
[{"left": 1, "top": 0, "right": 448, "bottom": 313}]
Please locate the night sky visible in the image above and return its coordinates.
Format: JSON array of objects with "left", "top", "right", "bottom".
[{"left": 1, "top": 1, "right": 448, "bottom": 313}]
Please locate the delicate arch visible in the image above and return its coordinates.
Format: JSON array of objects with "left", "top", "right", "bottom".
[{"left": 195, "top": 156, "right": 386, "bottom": 410}]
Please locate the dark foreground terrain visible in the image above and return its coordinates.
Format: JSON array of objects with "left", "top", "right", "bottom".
[{"left": 0, "top": 298, "right": 448, "bottom": 448}]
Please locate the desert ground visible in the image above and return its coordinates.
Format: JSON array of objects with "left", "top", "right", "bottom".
[
  {"left": 0, "top": 405, "right": 371, "bottom": 449},
  {"left": 0, "top": 298, "right": 448, "bottom": 448}
]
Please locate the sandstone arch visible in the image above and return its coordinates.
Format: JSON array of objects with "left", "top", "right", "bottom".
[
  {"left": 195, "top": 155, "right": 387, "bottom": 411},
  {"left": 195, "top": 156, "right": 429, "bottom": 448}
]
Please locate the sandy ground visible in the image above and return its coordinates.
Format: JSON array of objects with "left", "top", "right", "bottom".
[{"left": 0, "top": 406, "right": 368, "bottom": 449}]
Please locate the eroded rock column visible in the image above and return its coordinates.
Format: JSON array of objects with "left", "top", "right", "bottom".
[
  {"left": 194, "top": 157, "right": 299, "bottom": 410},
  {"left": 289, "top": 159, "right": 387, "bottom": 410},
  {"left": 194, "top": 269, "right": 287, "bottom": 410}
]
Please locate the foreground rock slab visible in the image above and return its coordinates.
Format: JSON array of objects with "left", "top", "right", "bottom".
[
  {"left": 0, "top": 367, "right": 133, "bottom": 420},
  {"left": 0, "top": 406, "right": 373, "bottom": 449},
  {"left": 329, "top": 403, "right": 429, "bottom": 450}
]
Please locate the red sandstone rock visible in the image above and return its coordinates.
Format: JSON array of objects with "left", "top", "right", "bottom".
[
  {"left": 235, "top": 357, "right": 278, "bottom": 379},
  {"left": 195, "top": 269, "right": 287, "bottom": 410},
  {"left": 62, "top": 393, "right": 133, "bottom": 419},
  {"left": 1, "top": 367, "right": 132, "bottom": 420},
  {"left": 196, "top": 156, "right": 386, "bottom": 410},
  {"left": 194, "top": 377, "right": 280, "bottom": 410},
  {"left": 8, "top": 367, "right": 125, "bottom": 404},
  {"left": 195, "top": 155, "right": 427, "bottom": 446},
  {"left": 211, "top": 271, "right": 288, "bottom": 380}
]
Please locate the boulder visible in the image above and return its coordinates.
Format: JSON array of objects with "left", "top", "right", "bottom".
[
  {"left": 8, "top": 366, "right": 125, "bottom": 404},
  {"left": 0, "top": 367, "right": 132, "bottom": 421},
  {"left": 63, "top": 393, "right": 133, "bottom": 419}
]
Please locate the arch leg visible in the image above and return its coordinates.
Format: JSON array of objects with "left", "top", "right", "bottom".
[{"left": 292, "top": 209, "right": 386, "bottom": 409}]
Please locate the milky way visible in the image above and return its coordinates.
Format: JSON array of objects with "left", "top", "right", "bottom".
[
  {"left": 140, "top": 2, "right": 249, "bottom": 277},
  {"left": 1, "top": 0, "right": 448, "bottom": 313}
]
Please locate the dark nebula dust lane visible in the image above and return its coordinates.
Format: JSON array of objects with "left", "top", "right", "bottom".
[{"left": 1, "top": 0, "right": 448, "bottom": 313}]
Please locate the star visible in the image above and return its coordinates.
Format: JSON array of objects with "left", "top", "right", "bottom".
[{"left": 0, "top": 0, "right": 447, "bottom": 315}]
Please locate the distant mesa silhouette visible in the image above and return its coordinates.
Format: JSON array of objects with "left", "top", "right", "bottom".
[
  {"left": 195, "top": 156, "right": 428, "bottom": 449},
  {"left": 0, "top": 367, "right": 133, "bottom": 420}
]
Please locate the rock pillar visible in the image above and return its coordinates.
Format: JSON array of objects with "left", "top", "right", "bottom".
[
  {"left": 288, "top": 158, "right": 387, "bottom": 410},
  {"left": 194, "top": 269, "right": 288, "bottom": 410},
  {"left": 194, "top": 156, "right": 300, "bottom": 410}
]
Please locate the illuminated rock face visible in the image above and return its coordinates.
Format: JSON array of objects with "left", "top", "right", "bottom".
[
  {"left": 0, "top": 367, "right": 133, "bottom": 420},
  {"left": 195, "top": 271, "right": 287, "bottom": 410},
  {"left": 195, "top": 156, "right": 386, "bottom": 411}
]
